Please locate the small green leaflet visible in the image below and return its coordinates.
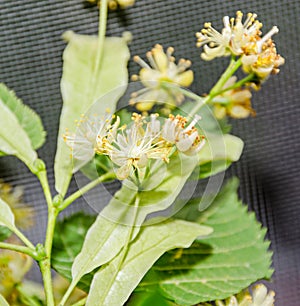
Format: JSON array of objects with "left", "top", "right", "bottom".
[
  {"left": 137, "top": 178, "right": 273, "bottom": 305},
  {"left": 0, "top": 197, "right": 18, "bottom": 235},
  {"left": 0, "top": 100, "right": 38, "bottom": 172},
  {"left": 0, "top": 84, "right": 46, "bottom": 150},
  {"left": 86, "top": 219, "right": 212, "bottom": 306},
  {"left": 54, "top": 32, "right": 130, "bottom": 196}
]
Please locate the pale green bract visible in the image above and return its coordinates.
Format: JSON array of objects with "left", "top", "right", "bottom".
[
  {"left": 199, "top": 134, "right": 244, "bottom": 165},
  {"left": 86, "top": 219, "right": 212, "bottom": 306},
  {"left": 0, "top": 100, "right": 38, "bottom": 172},
  {"left": 0, "top": 293, "right": 9, "bottom": 306},
  {"left": 67, "top": 153, "right": 198, "bottom": 295},
  {"left": 198, "top": 133, "right": 244, "bottom": 178},
  {"left": 54, "top": 31, "right": 130, "bottom": 196}
]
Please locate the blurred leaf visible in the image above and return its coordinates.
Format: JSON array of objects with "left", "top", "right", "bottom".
[
  {"left": 86, "top": 219, "right": 212, "bottom": 306},
  {"left": 0, "top": 83, "right": 46, "bottom": 150},
  {"left": 127, "top": 291, "right": 175, "bottom": 306},
  {"left": 0, "top": 226, "right": 12, "bottom": 242},
  {"left": 0, "top": 100, "right": 37, "bottom": 172},
  {"left": 0, "top": 197, "right": 17, "bottom": 233},
  {"left": 51, "top": 213, "right": 96, "bottom": 292},
  {"left": 137, "top": 178, "right": 273, "bottom": 305},
  {"left": 54, "top": 32, "right": 130, "bottom": 196}
]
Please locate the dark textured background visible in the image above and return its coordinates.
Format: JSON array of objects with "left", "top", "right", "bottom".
[{"left": 0, "top": 0, "right": 299, "bottom": 305}]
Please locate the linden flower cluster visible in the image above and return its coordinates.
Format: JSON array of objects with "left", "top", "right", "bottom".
[
  {"left": 65, "top": 112, "right": 205, "bottom": 180},
  {"left": 196, "top": 11, "right": 284, "bottom": 81},
  {"left": 130, "top": 44, "right": 194, "bottom": 111}
]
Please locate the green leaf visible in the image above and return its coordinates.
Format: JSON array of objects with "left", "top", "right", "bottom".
[
  {"left": 197, "top": 134, "right": 244, "bottom": 179},
  {"left": 138, "top": 178, "right": 273, "bottom": 305},
  {"left": 60, "top": 153, "right": 198, "bottom": 298},
  {"left": 51, "top": 213, "right": 96, "bottom": 292},
  {"left": 86, "top": 219, "right": 212, "bottom": 306},
  {"left": 54, "top": 32, "right": 130, "bottom": 196},
  {"left": 0, "top": 226, "right": 12, "bottom": 242},
  {"left": 127, "top": 291, "right": 175, "bottom": 306},
  {"left": 0, "top": 293, "right": 9, "bottom": 306},
  {"left": 0, "top": 83, "right": 46, "bottom": 150},
  {"left": 0, "top": 100, "right": 38, "bottom": 172}
]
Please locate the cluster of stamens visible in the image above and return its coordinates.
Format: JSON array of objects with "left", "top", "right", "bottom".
[
  {"left": 196, "top": 11, "right": 284, "bottom": 81},
  {"left": 64, "top": 111, "right": 205, "bottom": 179},
  {"left": 130, "top": 44, "right": 194, "bottom": 111}
]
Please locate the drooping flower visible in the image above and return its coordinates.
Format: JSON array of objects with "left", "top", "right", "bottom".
[
  {"left": 108, "top": 113, "right": 170, "bottom": 180},
  {"left": 241, "top": 30, "right": 285, "bottom": 81},
  {"left": 196, "top": 11, "right": 263, "bottom": 60},
  {"left": 130, "top": 44, "right": 194, "bottom": 111},
  {"left": 63, "top": 112, "right": 120, "bottom": 172},
  {"left": 162, "top": 114, "right": 206, "bottom": 155},
  {"left": 211, "top": 76, "right": 255, "bottom": 119}
]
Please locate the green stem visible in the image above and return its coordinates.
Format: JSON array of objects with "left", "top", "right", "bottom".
[
  {"left": 38, "top": 206, "right": 57, "bottom": 306},
  {"left": 188, "top": 94, "right": 211, "bottom": 118},
  {"left": 58, "top": 172, "right": 116, "bottom": 212},
  {"left": 37, "top": 169, "right": 53, "bottom": 210},
  {"left": 188, "top": 57, "right": 242, "bottom": 118},
  {"left": 12, "top": 227, "right": 35, "bottom": 249},
  {"left": 209, "top": 57, "right": 242, "bottom": 96},
  {"left": 39, "top": 258, "right": 55, "bottom": 306},
  {"left": 215, "top": 73, "right": 255, "bottom": 96},
  {"left": 90, "top": 0, "right": 108, "bottom": 102},
  {"left": 0, "top": 242, "right": 38, "bottom": 259},
  {"left": 95, "top": 0, "right": 108, "bottom": 75},
  {"left": 36, "top": 166, "right": 56, "bottom": 305}
]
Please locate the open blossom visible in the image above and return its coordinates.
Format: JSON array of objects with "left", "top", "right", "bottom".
[
  {"left": 196, "top": 11, "right": 284, "bottom": 77},
  {"left": 241, "top": 36, "right": 285, "bottom": 81},
  {"left": 212, "top": 76, "right": 254, "bottom": 119},
  {"left": 130, "top": 44, "right": 194, "bottom": 111},
  {"left": 162, "top": 114, "right": 206, "bottom": 155},
  {"left": 196, "top": 11, "right": 263, "bottom": 60},
  {"left": 108, "top": 113, "right": 170, "bottom": 179},
  {"left": 106, "top": 113, "right": 205, "bottom": 180},
  {"left": 63, "top": 113, "right": 119, "bottom": 171}
]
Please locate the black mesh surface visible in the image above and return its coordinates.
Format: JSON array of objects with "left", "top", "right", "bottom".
[{"left": 0, "top": 0, "right": 299, "bottom": 305}]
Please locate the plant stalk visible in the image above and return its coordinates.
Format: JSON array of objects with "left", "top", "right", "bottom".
[
  {"left": 58, "top": 172, "right": 116, "bottom": 212},
  {"left": 188, "top": 57, "right": 243, "bottom": 117},
  {"left": 0, "top": 242, "right": 38, "bottom": 259}
]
